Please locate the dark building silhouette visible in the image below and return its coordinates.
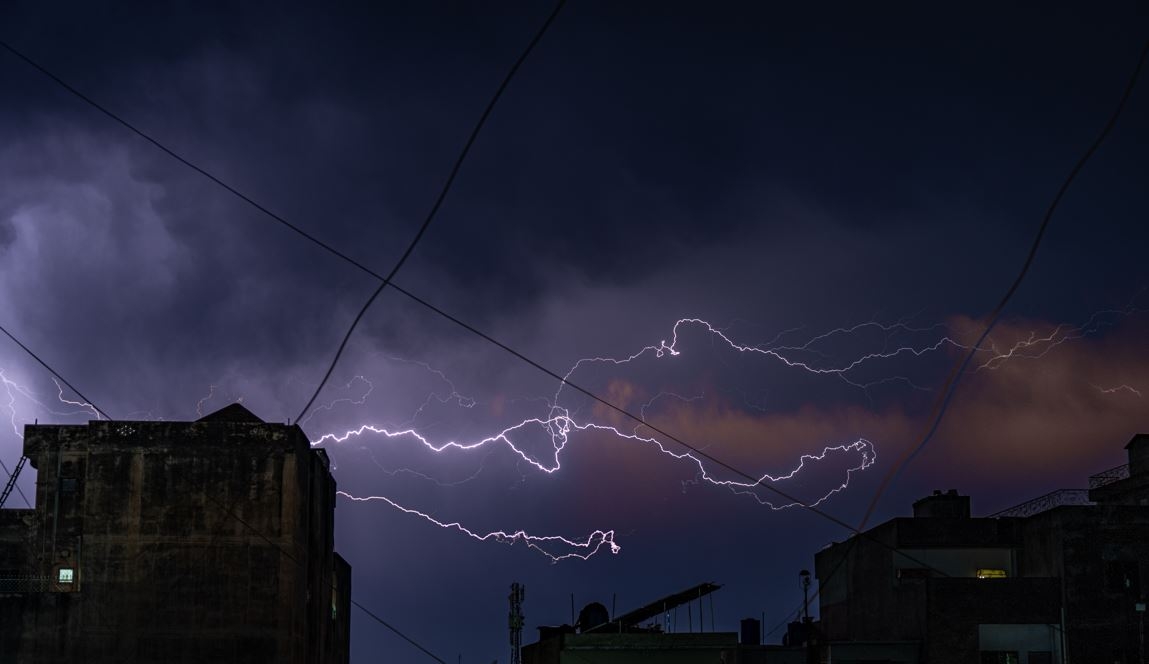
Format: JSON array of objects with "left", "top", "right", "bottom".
[
  {"left": 522, "top": 582, "right": 743, "bottom": 664},
  {"left": 0, "top": 404, "right": 351, "bottom": 664},
  {"left": 815, "top": 434, "right": 1149, "bottom": 664},
  {"left": 522, "top": 581, "right": 919, "bottom": 664}
]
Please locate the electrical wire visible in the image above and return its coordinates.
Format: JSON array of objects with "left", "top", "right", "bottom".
[
  {"left": 201, "top": 490, "right": 449, "bottom": 663},
  {"left": 765, "top": 37, "right": 1149, "bottom": 644},
  {"left": 2, "top": 4, "right": 949, "bottom": 568},
  {"left": 5, "top": 14, "right": 1143, "bottom": 652},
  {"left": 352, "top": 599, "right": 448, "bottom": 664},
  {"left": 2, "top": 0, "right": 570, "bottom": 425},
  {"left": 860, "top": 36, "right": 1149, "bottom": 527},
  {"left": 2, "top": 6, "right": 565, "bottom": 661},
  {"left": 0, "top": 323, "right": 111, "bottom": 420},
  {"left": 293, "top": 0, "right": 568, "bottom": 422},
  {"left": 0, "top": 322, "right": 107, "bottom": 506},
  {"left": 2, "top": 15, "right": 889, "bottom": 546},
  {"left": 0, "top": 328, "right": 443, "bottom": 656}
]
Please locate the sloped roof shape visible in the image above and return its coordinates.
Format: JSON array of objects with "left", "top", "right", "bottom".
[{"left": 196, "top": 402, "right": 264, "bottom": 423}]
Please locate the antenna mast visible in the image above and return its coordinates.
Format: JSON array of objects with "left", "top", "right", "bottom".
[{"left": 509, "top": 582, "right": 525, "bottom": 664}]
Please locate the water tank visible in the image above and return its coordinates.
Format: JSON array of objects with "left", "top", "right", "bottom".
[
  {"left": 576, "top": 602, "right": 610, "bottom": 633},
  {"left": 740, "top": 617, "right": 761, "bottom": 645}
]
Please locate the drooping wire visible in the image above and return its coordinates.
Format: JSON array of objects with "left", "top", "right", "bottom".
[
  {"left": 201, "top": 490, "right": 448, "bottom": 663},
  {"left": 860, "top": 37, "right": 1149, "bottom": 526},
  {"left": 2, "top": 4, "right": 951, "bottom": 564},
  {"left": 8, "top": 14, "right": 1141, "bottom": 639},
  {"left": 294, "top": 0, "right": 569, "bottom": 422}
]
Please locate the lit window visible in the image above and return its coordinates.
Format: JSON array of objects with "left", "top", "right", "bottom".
[
  {"left": 976, "top": 568, "right": 1007, "bottom": 579},
  {"left": 58, "top": 568, "right": 75, "bottom": 584}
]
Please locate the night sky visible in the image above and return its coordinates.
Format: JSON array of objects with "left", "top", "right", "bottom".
[{"left": 2, "top": 2, "right": 1148, "bottom": 661}]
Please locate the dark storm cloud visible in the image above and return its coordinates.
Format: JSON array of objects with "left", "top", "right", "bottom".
[{"left": 5, "top": 1, "right": 1147, "bottom": 324}]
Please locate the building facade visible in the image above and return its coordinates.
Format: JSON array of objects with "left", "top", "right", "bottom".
[
  {"left": 815, "top": 434, "right": 1149, "bottom": 664},
  {"left": 0, "top": 404, "right": 351, "bottom": 664}
]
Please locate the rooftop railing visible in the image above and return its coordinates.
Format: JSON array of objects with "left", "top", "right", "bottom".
[
  {"left": 1088, "top": 463, "right": 1130, "bottom": 489},
  {"left": 989, "top": 489, "right": 1092, "bottom": 518},
  {"left": 0, "top": 575, "right": 48, "bottom": 593}
]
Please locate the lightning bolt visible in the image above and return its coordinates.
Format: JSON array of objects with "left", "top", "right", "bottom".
[
  {"left": 338, "top": 491, "right": 619, "bottom": 563},
  {"left": 1, "top": 368, "right": 102, "bottom": 508},
  {"left": 971, "top": 304, "right": 1145, "bottom": 372},
  {"left": 316, "top": 304, "right": 1145, "bottom": 561},
  {"left": 1093, "top": 384, "right": 1142, "bottom": 398},
  {"left": 299, "top": 376, "right": 375, "bottom": 426},
  {"left": 1, "top": 369, "right": 101, "bottom": 437},
  {"left": 195, "top": 383, "right": 246, "bottom": 418},
  {"left": 3, "top": 300, "right": 1138, "bottom": 562},
  {"left": 316, "top": 319, "right": 902, "bottom": 560}
]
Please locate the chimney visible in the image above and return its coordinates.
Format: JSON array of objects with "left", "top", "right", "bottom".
[
  {"left": 912, "top": 490, "right": 970, "bottom": 518},
  {"left": 740, "top": 618, "right": 761, "bottom": 645}
]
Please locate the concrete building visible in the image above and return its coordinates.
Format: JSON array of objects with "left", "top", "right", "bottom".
[
  {"left": 0, "top": 403, "right": 351, "bottom": 664},
  {"left": 815, "top": 434, "right": 1149, "bottom": 664}
]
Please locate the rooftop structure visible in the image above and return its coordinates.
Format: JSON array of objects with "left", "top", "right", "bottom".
[
  {"left": 0, "top": 404, "right": 351, "bottom": 664},
  {"left": 815, "top": 433, "right": 1149, "bottom": 664}
]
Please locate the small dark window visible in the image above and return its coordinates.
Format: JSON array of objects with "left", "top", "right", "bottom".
[
  {"left": 1105, "top": 561, "right": 1140, "bottom": 594},
  {"left": 1028, "top": 652, "right": 1053, "bottom": 664},
  {"left": 980, "top": 652, "right": 1019, "bottom": 664},
  {"left": 61, "top": 478, "right": 78, "bottom": 494}
]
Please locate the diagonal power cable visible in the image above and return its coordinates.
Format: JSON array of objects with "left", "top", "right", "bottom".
[
  {"left": 0, "top": 323, "right": 111, "bottom": 421},
  {"left": 3, "top": 1, "right": 569, "bottom": 424},
  {"left": 860, "top": 37, "right": 1149, "bottom": 526},
  {"left": 293, "top": 0, "right": 569, "bottom": 422},
  {"left": 203, "top": 489, "right": 449, "bottom": 663},
  {"left": 1, "top": 5, "right": 959, "bottom": 559},
  {"left": 10, "top": 10, "right": 1142, "bottom": 618}
]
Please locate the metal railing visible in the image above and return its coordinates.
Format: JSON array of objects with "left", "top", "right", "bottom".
[
  {"left": 989, "top": 489, "right": 1093, "bottom": 518},
  {"left": 0, "top": 575, "right": 49, "bottom": 593},
  {"left": 1088, "top": 463, "right": 1129, "bottom": 489}
]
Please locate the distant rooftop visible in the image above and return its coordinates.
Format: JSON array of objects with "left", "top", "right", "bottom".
[{"left": 195, "top": 402, "right": 264, "bottom": 423}]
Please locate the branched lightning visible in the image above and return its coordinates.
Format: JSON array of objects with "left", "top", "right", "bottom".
[
  {"left": 1, "top": 369, "right": 101, "bottom": 437},
  {"left": 50, "top": 378, "right": 101, "bottom": 420},
  {"left": 971, "top": 304, "right": 1145, "bottom": 372},
  {"left": 1, "top": 368, "right": 104, "bottom": 508},
  {"left": 300, "top": 376, "right": 375, "bottom": 426},
  {"left": 1093, "top": 383, "right": 1142, "bottom": 398},
  {"left": 314, "top": 307, "right": 1145, "bottom": 561},
  {"left": 337, "top": 490, "right": 619, "bottom": 563},
  {"left": 315, "top": 319, "right": 904, "bottom": 560},
  {"left": 362, "top": 445, "right": 497, "bottom": 488},
  {"left": 195, "top": 384, "right": 244, "bottom": 418}
]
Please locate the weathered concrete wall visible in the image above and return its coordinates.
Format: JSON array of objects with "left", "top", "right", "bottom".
[
  {"left": 924, "top": 577, "right": 1060, "bottom": 664},
  {"left": 1022, "top": 505, "right": 1149, "bottom": 663},
  {"left": 0, "top": 410, "right": 350, "bottom": 664}
]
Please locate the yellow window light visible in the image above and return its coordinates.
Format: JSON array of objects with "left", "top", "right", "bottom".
[{"left": 976, "top": 568, "right": 1007, "bottom": 579}]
